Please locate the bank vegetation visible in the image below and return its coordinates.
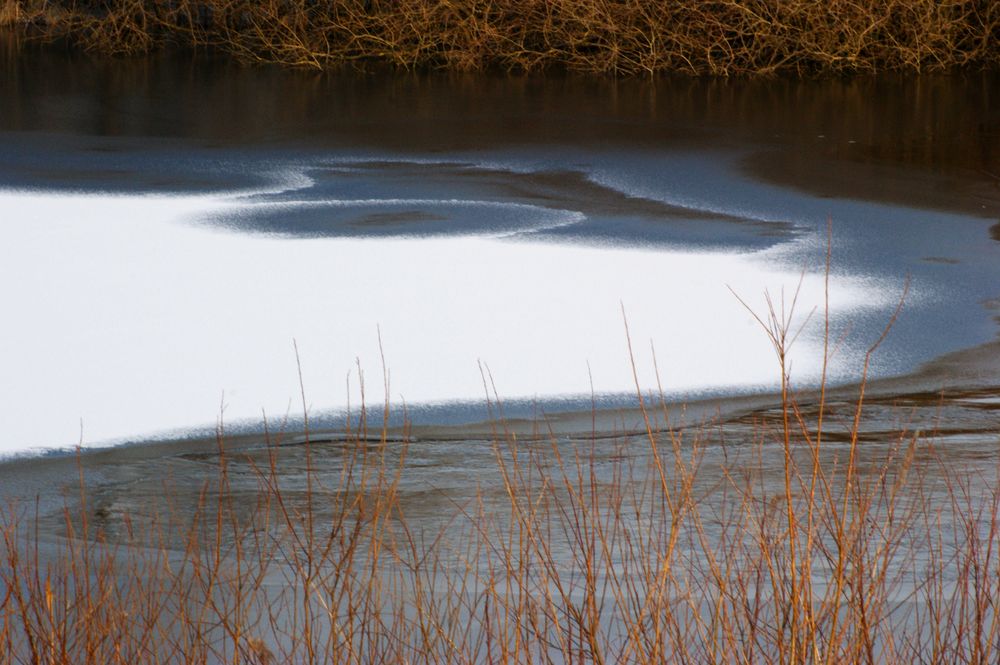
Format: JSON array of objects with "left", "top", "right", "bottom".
[{"left": 2, "top": 0, "right": 999, "bottom": 75}]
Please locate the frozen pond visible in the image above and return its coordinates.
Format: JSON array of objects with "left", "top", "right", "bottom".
[{"left": 2, "top": 52, "right": 999, "bottom": 455}]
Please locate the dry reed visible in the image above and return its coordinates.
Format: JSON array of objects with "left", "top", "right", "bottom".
[
  {"left": 2, "top": 278, "right": 1000, "bottom": 663},
  {"left": 2, "top": 0, "right": 999, "bottom": 75}
]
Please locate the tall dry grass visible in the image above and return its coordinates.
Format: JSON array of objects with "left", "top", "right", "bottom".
[
  {"left": 2, "top": 280, "right": 1000, "bottom": 663},
  {"left": 2, "top": 0, "right": 999, "bottom": 74}
]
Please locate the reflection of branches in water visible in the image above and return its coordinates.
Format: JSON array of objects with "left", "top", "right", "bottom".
[{"left": 2, "top": 54, "right": 997, "bottom": 188}]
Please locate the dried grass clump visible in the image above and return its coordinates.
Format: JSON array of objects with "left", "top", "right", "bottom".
[{"left": 3, "top": 0, "right": 1000, "bottom": 75}]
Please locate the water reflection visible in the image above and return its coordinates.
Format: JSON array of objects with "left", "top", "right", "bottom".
[{"left": 3, "top": 45, "right": 998, "bottom": 187}]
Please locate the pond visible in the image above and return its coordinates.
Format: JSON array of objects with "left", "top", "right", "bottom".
[{"left": 2, "top": 46, "right": 999, "bottom": 455}]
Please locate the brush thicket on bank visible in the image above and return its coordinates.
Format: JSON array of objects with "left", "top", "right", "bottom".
[
  {"left": 2, "top": 0, "right": 999, "bottom": 74},
  {"left": 2, "top": 293, "right": 1000, "bottom": 663}
]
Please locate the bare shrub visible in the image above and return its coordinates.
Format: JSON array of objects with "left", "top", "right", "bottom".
[{"left": 3, "top": 0, "right": 999, "bottom": 74}]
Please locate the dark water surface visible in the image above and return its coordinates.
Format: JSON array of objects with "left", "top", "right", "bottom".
[{"left": 2, "top": 44, "right": 1000, "bottom": 453}]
